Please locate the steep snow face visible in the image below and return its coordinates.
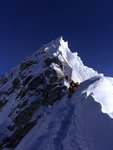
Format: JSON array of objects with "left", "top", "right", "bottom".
[
  {"left": 31, "top": 37, "right": 99, "bottom": 83},
  {"left": 0, "top": 37, "right": 112, "bottom": 150},
  {"left": 14, "top": 38, "right": 113, "bottom": 150},
  {"left": 80, "top": 76, "right": 113, "bottom": 118},
  {"left": 56, "top": 37, "right": 100, "bottom": 82},
  {"left": 15, "top": 75, "right": 113, "bottom": 150},
  {"left": 15, "top": 93, "right": 92, "bottom": 150},
  {"left": 30, "top": 36, "right": 99, "bottom": 85},
  {"left": 78, "top": 76, "right": 113, "bottom": 150}
]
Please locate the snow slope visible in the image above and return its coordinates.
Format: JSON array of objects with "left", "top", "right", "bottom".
[
  {"left": 15, "top": 37, "right": 113, "bottom": 150},
  {"left": 15, "top": 75, "right": 113, "bottom": 150},
  {"left": 55, "top": 37, "right": 99, "bottom": 83},
  {"left": 0, "top": 37, "right": 113, "bottom": 150}
]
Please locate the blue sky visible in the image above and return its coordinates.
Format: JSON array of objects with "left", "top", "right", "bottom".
[{"left": 0, "top": 0, "right": 113, "bottom": 76}]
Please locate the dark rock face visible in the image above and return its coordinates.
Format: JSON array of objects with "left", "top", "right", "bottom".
[
  {"left": 1, "top": 100, "right": 41, "bottom": 149},
  {"left": 40, "top": 56, "right": 67, "bottom": 105},
  {"left": 12, "top": 78, "right": 20, "bottom": 89},
  {"left": 0, "top": 76, "right": 8, "bottom": 85},
  {"left": 14, "top": 100, "right": 40, "bottom": 126},
  {"left": 0, "top": 100, "right": 7, "bottom": 110},
  {"left": 20, "top": 60, "right": 37, "bottom": 71},
  {"left": 4, "top": 120, "right": 37, "bottom": 148},
  {"left": 44, "top": 67, "right": 59, "bottom": 84},
  {"left": 28, "top": 74, "right": 46, "bottom": 90},
  {"left": 49, "top": 75, "right": 58, "bottom": 84},
  {"left": 17, "top": 100, "right": 28, "bottom": 109},
  {"left": 0, "top": 52, "right": 68, "bottom": 149},
  {"left": 42, "top": 85, "right": 67, "bottom": 105},
  {"left": 44, "top": 67, "right": 57, "bottom": 78},
  {"left": 23, "top": 75, "right": 33, "bottom": 86},
  {"left": 44, "top": 56, "right": 63, "bottom": 67}
]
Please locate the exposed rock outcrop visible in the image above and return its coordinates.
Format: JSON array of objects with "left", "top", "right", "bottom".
[{"left": 0, "top": 45, "right": 68, "bottom": 149}]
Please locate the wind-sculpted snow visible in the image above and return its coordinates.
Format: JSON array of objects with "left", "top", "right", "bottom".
[
  {"left": 57, "top": 38, "right": 99, "bottom": 82},
  {"left": 80, "top": 76, "right": 113, "bottom": 118},
  {"left": 80, "top": 92, "right": 113, "bottom": 150},
  {"left": 1, "top": 37, "right": 113, "bottom": 150},
  {"left": 15, "top": 74, "right": 113, "bottom": 150}
]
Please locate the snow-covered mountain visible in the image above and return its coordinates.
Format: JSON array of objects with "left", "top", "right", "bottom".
[{"left": 0, "top": 37, "right": 113, "bottom": 150}]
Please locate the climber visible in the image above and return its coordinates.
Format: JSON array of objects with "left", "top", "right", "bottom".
[
  {"left": 70, "top": 80, "right": 75, "bottom": 88},
  {"left": 59, "top": 63, "right": 64, "bottom": 71},
  {"left": 68, "top": 86, "right": 73, "bottom": 97},
  {"left": 74, "top": 82, "right": 80, "bottom": 88},
  {"left": 68, "top": 80, "right": 75, "bottom": 97},
  {"left": 63, "top": 75, "right": 69, "bottom": 82},
  {"left": 68, "top": 80, "right": 80, "bottom": 97},
  {"left": 65, "top": 75, "right": 69, "bottom": 81}
]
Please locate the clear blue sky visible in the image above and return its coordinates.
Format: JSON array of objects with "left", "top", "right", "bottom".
[{"left": 0, "top": 0, "right": 113, "bottom": 76}]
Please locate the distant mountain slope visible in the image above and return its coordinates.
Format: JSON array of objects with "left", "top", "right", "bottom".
[{"left": 0, "top": 37, "right": 113, "bottom": 150}]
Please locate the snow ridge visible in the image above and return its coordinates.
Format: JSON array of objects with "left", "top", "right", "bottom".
[
  {"left": 57, "top": 37, "right": 99, "bottom": 82},
  {"left": 0, "top": 37, "right": 113, "bottom": 150}
]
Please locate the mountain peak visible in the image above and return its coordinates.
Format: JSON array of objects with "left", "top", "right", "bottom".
[{"left": 0, "top": 37, "right": 111, "bottom": 150}]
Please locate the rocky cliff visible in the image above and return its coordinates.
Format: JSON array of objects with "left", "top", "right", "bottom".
[{"left": 0, "top": 37, "right": 98, "bottom": 150}]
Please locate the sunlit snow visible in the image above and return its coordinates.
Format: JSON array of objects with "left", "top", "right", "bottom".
[
  {"left": 14, "top": 37, "right": 113, "bottom": 150},
  {"left": 1, "top": 37, "right": 113, "bottom": 150}
]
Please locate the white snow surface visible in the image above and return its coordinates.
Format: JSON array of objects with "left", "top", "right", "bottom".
[
  {"left": 15, "top": 75, "right": 113, "bottom": 150},
  {"left": 15, "top": 37, "right": 113, "bottom": 150},
  {"left": 57, "top": 37, "right": 100, "bottom": 82},
  {"left": 1, "top": 37, "right": 113, "bottom": 150}
]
